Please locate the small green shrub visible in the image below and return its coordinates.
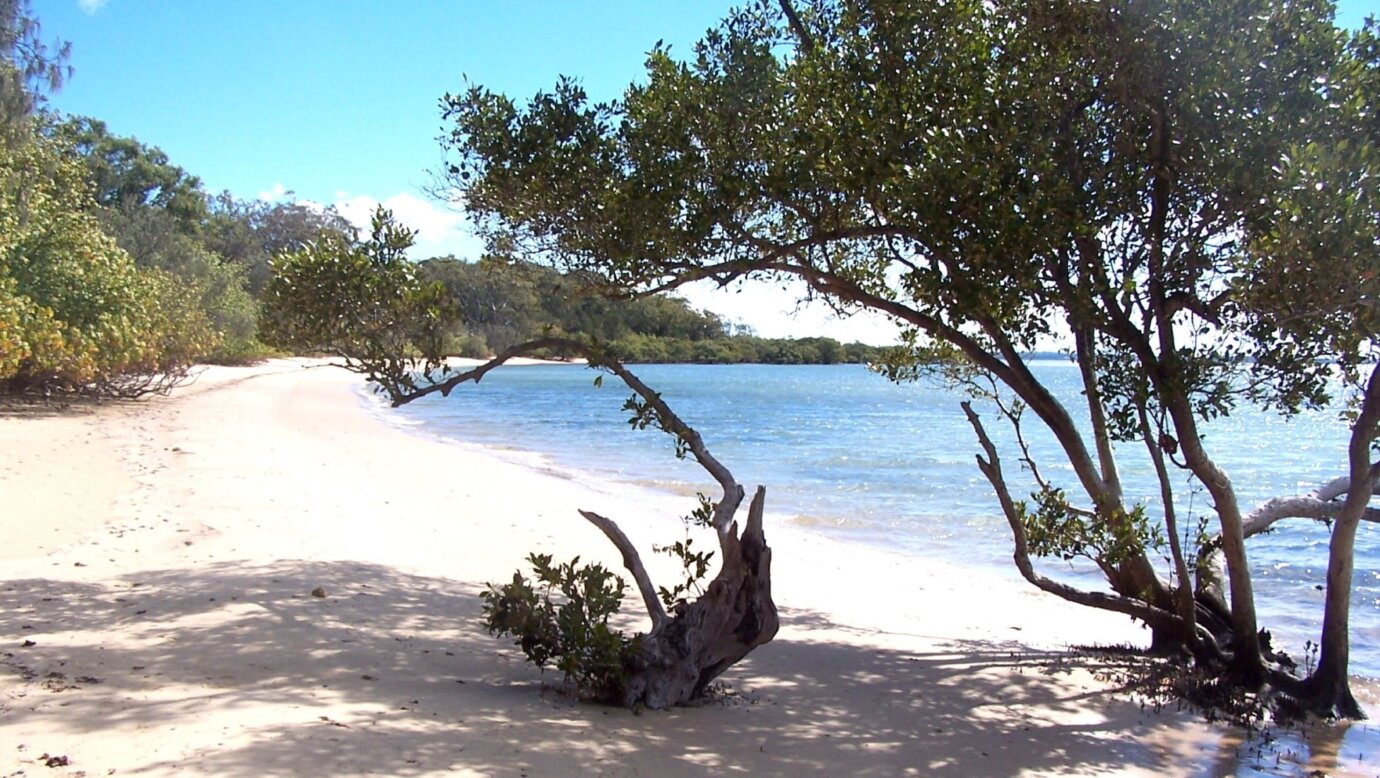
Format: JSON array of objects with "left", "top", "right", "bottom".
[
  {"left": 480, "top": 553, "right": 638, "bottom": 703},
  {"left": 653, "top": 493, "right": 717, "bottom": 608}
]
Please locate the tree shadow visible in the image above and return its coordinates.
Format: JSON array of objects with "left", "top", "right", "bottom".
[
  {"left": 0, "top": 395, "right": 127, "bottom": 419},
  {"left": 1, "top": 561, "right": 1371, "bottom": 776}
]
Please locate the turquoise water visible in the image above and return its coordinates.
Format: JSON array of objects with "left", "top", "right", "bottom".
[{"left": 387, "top": 361, "right": 1380, "bottom": 680}]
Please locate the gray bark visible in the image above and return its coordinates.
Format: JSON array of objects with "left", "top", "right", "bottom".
[
  {"left": 1300, "top": 365, "right": 1380, "bottom": 719},
  {"left": 619, "top": 487, "right": 778, "bottom": 708}
]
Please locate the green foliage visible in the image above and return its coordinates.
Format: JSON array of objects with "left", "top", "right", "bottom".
[
  {"left": 869, "top": 332, "right": 973, "bottom": 385},
  {"left": 480, "top": 553, "right": 636, "bottom": 703},
  {"left": 0, "top": 270, "right": 60, "bottom": 378},
  {"left": 263, "top": 207, "right": 459, "bottom": 397},
  {"left": 95, "top": 200, "right": 262, "bottom": 360},
  {"left": 52, "top": 116, "right": 207, "bottom": 226},
  {"left": 653, "top": 493, "right": 718, "bottom": 608},
  {"left": 419, "top": 256, "right": 881, "bottom": 363},
  {"left": 53, "top": 118, "right": 292, "bottom": 364},
  {"left": 0, "top": 136, "right": 215, "bottom": 395},
  {"left": 439, "top": 0, "right": 1350, "bottom": 418},
  {"left": 1239, "top": 19, "right": 1380, "bottom": 406},
  {"left": 204, "top": 193, "right": 355, "bottom": 295},
  {"left": 1020, "top": 486, "right": 1162, "bottom": 567},
  {"left": 0, "top": 0, "right": 68, "bottom": 143}
]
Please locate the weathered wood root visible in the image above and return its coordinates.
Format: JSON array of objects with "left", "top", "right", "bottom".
[{"left": 619, "top": 486, "right": 778, "bottom": 709}]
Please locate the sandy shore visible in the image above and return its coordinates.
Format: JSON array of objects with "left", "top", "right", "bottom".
[{"left": 1, "top": 359, "right": 1375, "bottom": 777}]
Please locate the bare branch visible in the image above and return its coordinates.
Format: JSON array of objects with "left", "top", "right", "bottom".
[
  {"left": 960, "top": 401, "right": 1185, "bottom": 635},
  {"left": 579, "top": 510, "right": 669, "bottom": 629},
  {"left": 1243, "top": 479, "right": 1380, "bottom": 537}
]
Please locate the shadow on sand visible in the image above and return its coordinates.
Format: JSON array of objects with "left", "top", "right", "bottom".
[{"left": 2, "top": 560, "right": 1374, "bottom": 776}]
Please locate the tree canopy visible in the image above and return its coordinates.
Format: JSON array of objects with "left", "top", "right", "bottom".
[
  {"left": 438, "top": 0, "right": 1379, "bottom": 716},
  {"left": 0, "top": 0, "right": 66, "bottom": 143},
  {"left": 0, "top": 121, "right": 214, "bottom": 394},
  {"left": 0, "top": 0, "right": 220, "bottom": 395}
]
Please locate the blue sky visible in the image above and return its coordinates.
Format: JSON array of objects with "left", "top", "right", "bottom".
[
  {"left": 33, "top": 0, "right": 1380, "bottom": 343},
  {"left": 37, "top": 2, "right": 737, "bottom": 254}
]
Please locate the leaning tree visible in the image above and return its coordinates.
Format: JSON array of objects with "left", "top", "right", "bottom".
[
  {"left": 437, "top": 0, "right": 1377, "bottom": 716},
  {"left": 263, "top": 208, "right": 779, "bottom": 709}
]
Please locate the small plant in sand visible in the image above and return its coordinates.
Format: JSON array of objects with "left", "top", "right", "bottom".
[
  {"left": 482, "top": 553, "right": 637, "bottom": 703},
  {"left": 480, "top": 494, "right": 722, "bottom": 704}
]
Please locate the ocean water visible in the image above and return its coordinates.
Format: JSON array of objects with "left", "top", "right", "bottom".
[{"left": 384, "top": 361, "right": 1380, "bottom": 681}]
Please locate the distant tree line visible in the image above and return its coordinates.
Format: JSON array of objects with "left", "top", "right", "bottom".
[{"left": 419, "top": 258, "right": 882, "bottom": 364}]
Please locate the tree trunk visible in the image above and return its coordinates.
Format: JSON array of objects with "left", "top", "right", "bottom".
[
  {"left": 1298, "top": 365, "right": 1380, "bottom": 719},
  {"left": 619, "top": 487, "right": 778, "bottom": 709},
  {"left": 1164, "top": 395, "right": 1265, "bottom": 680},
  {"left": 1300, "top": 507, "right": 1365, "bottom": 719}
]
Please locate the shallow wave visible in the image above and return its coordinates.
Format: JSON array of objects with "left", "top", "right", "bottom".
[{"left": 785, "top": 512, "right": 879, "bottom": 531}]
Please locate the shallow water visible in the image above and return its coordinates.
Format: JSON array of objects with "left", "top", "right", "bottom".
[{"left": 384, "top": 361, "right": 1380, "bottom": 685}]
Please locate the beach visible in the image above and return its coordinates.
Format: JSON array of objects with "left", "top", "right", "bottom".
[{"left": 1, "top": 358, "right": 1374, "bottom": 777}]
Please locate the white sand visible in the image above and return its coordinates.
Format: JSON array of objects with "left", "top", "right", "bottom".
[{"left": 1, "top": 358, "right": 1375, "bottom": 776}]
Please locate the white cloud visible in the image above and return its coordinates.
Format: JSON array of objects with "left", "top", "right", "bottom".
[
  {"left": 333, "top": 191, "right": 482, "bottom": 260},
  {"left": 257, "top": 182, "right": 290, "bottom": 202},
  {"left": 678, "top": 277, "right": 901, "bottom": 346},
  {"left": 77, "top": 0, "right": 108, "bottom": 14}
]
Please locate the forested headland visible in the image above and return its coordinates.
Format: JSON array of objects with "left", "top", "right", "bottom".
[{"left": 419, "top": 258, "right": 881, "bottom": 364}]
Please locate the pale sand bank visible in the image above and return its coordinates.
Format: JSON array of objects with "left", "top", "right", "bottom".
[{"left": 1, "top": 359, "right": 1375, "bottom": 776}]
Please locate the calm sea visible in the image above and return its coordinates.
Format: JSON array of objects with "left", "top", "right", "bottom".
[{"left": 383, "top": 361, "right": 1380, "bottom": 681}]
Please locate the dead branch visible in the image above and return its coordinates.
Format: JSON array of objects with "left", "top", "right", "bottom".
[{"left": 579, "top": 510, "right": 670, "bottom": 629}]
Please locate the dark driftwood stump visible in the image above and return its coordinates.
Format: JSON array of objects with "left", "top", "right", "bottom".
[{"left": 614, "top": 487, "right": 777, "bottom": 709}]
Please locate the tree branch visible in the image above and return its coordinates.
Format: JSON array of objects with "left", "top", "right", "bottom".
[
  {"left": 1243, "top": 480, "right": 1380, "bottom": 537},
  {"left": 777, "top": 0, "right": 815, "bottom": 50},
  {"left": 960, "top": 401, "right": 1186, "bottom": 635},
  {"left": 600, "top": 358, "right": 745, "bottom": 537},
  {"left": 382, "top": 336, "right": 581, "bottom": 407},
  {"left": 579, "top": 509, "right": 669, "bottom": 629},
  {"left": 378, "top": 335, "right": 754, "bottom": 589}
]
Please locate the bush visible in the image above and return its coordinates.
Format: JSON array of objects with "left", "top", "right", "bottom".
[
  {"left": 0, "top": 139, "right": 215, "bottom": 395},
  {"left": 448, "top": 330, "right": 489, "bottom": 358},
  {"left": 262, "top": 207, "right": 456, "bottom": 386},
  {"left": 481, "top": 553, "right": 637, "bottom": 703}
]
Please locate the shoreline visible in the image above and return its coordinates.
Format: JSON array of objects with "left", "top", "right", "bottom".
[{"left": 2, "top": 358, "right": 1375, "bottom": 776}]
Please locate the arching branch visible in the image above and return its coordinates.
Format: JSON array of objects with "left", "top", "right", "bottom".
[
  {"left": 1243, "top": 478, "right": 1380, "bottom": 537},
  {"left": 580, "top": 509, "right": 669, "bottom": 629}
]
